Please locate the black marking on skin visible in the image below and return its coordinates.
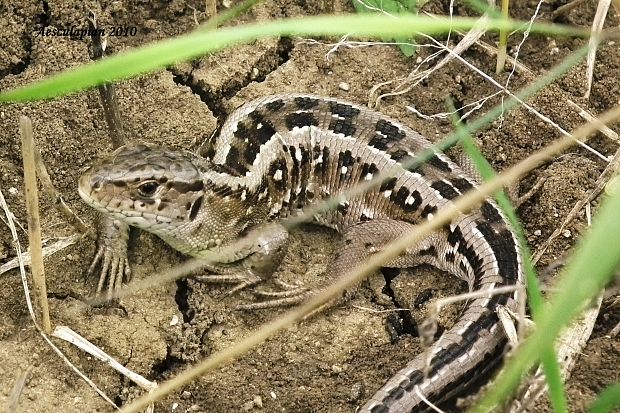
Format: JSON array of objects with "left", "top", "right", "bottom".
[
  {"left": 477, "top": 222, "right": 519, "bottom": 282},
  {"left": 418, "top": 246, "right": 437, "bottom": 257},
  {"left": 225, "top": 146, "right": 249, "bottom": 175},
  {"left": 445, "top": 251, "right": 456, "bottom": 263},
  {"left": 295, "top": 96, "right": 320, "bottom": 109},
  {"left": 282, "top": 145, "right": 289, "bottom": 152},
  {"left": 481, "top": 201, "right": 504, "bottom": 223},
  {"left": 189, "top": 196, "right": 203, "bottom": 221},
  {"left": 329, "top": 117, "right": 356, "bottom": 136},
  {"left": 112, "top": 180, "right": 127, "bottom": 187},
  {"left": 169, "top": 180, "right": 205, "bottom": 194},
  {"left": 265, "top": 99, "right": 285, "bottom": 111},
  {"left": 289, "top": 146, "right": 300, "bottom": 191},
  {"left": 388, "top": 148, "right": 418, "bottom": 173},
  {"left": 369, "top": 119, "right": 406, "bottom": 150},
  {"left": 337, "top": 202, "right": 349, "bottom": 215},
  {"left": 232, "top": 111, "right": 277, "bottom": 166},
  {"left": 379, "top": 177, "right": 397, "bottom": 192},
  {"left": 328, "top": 101, "right": 361, "bottom": 118},
  {"left": 285, "top": 112, "right": 319, "bottom": 129},
  {"left": 459, "top": 261, "right": 468, "bottom": 275},
  {"left": 370, "top": 405, "right": 389, "bottom": 413},
  {"left": 431, "top": 180, "right": 460, "bottom": 200},
  {"left": 320, "top": 146, "right": 330, "bottom": 177},
  {"left": 360, "top": 162, "right": 380, "bottom": 181},
  {"left": 250, "top": 111, "right": 277, "bottom": 144},
  {"left": 360, "top": 213, "right": 371, "bottom": 222},
  {"left": 268, "top": 159, "right": 288, "bottom": 192},
  {"left": 381, "top": 305, "right": 503, "bottom": 408},
  {"left": 447, "top": 225, "right": 465, "bottom": 246},
  {"left": 427, "top": 153, "right": 453, "bottom": 173},
  {"left": 452, "top": 177, "right": 474, "bottom": 193},
  {"left": 421, "top": 204, "right": 437, "bottom": 218},
  {"left": 390, "top": 187, "right": 421, "bottom": 213},
  {"left": 157, "top": 203, "right": 166, "bottom": 211},
  {"left": 337, "top": 150, "right": 356, "bottom": 180},
  {"left": 427, "top": 303, "right": 505, "bottom": 377}
]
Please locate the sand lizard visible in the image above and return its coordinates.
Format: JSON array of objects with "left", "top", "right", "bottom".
[{"left": 79, "top": 93, "right": 525, "bottom": 412}]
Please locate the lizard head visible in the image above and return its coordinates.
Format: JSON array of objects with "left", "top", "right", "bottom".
[{"left": 79, "top": 143, "right": 206, "bottom": 233}]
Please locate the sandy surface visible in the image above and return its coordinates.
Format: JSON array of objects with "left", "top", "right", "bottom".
[{"left": 0, "top": 1, "right": 618, "bottom": 412}]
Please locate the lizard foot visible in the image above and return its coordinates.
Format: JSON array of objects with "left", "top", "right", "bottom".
[
  {"left": 235, "top": 279, "right": 310, "bottom": 310},
  {"left": 193, "top": 272, "right": 262, "bottom": 296},
  {"left": 88, "top": 217, "right": 131, "bottom": 302}
]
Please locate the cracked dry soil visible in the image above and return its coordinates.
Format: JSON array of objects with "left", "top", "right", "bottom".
[{"left": 0, "top": 1, "right": 619, "bottom": 412}]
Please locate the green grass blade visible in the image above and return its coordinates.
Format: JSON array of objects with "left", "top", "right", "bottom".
[
  {"left": 0, "top": 14, "right": 586, "bottom": 103},
  {"left": 589, "top": 382, "right": 620, "bottom": 413}
]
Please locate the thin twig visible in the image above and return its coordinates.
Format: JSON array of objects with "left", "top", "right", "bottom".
[
  {"left": 6, "top": 366, "right": 33, "bottom": 413},
  {"left": 551, "top": 0, "right": 588, "bottom": 18},
  {"left": 88, "top": 14, "right": 126, "bottom": 148},
  {"left": 32, "top": 145, "right": 92, "bottom": 237}
]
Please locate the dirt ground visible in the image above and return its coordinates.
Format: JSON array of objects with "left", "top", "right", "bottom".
[{"left": 0, "top": 1, "right": 619, "bottom": 412}]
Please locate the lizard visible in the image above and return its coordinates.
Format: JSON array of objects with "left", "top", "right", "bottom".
[{"left": 78, "top": 93, "right": 525, "bottom": 412}]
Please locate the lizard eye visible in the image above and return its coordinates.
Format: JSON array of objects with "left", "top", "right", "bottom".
[{"left": 138, "top": 181, "right": 160, "bottom": 197}]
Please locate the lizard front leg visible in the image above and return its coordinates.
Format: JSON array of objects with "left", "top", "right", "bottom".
[
  {"left": 194, "top": 223, "right": 289, "bottom": 296},
  {"left": 238, "top": 219, "right": 435, "bottom": 311},
  {"left": 87, "top": 216, "right": 132, "bottom": 300}
]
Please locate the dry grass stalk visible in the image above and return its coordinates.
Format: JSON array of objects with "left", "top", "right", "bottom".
[
  {"left": 6, "top": 366, "right": 33, "bottom": 413},
  {"left": 585, "top": 0, "right": 612, "bottom": 98},
  {"left": 19, "top": 115, "right": 51, "bottom": 334}
]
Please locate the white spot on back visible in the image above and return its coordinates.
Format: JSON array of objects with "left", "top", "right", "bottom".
[
  {"left": 257, "top": 122, "right": 263, "bottom": 129},
  {"left": 341, "top": 166, "right": 347, "bottom": 174},
  {"left": 365, "top": 173, "right": 373, "bottom": 181},
  {"left": 383, "top": 190, "right": 392, "bottom": 198},
  {"left": 273, "top": 169, "right": 283, "bottom": 181}
]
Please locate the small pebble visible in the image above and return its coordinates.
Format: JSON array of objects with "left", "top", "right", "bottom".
[
  {"left": 270, "top": 391, "right": 277, "bottom": 400},
  {"left": 338, "top": 82, "right": 350, "bottom": 91},
  {"left": 562, "top": 229, "right": 571, "bottom": 238},
  {"left": 350, "top": 382, "right": 365, "bottom": 402},
  {"left": 8, "top": 187, "right": 18, "bottom": 195},
  {"left": 170, "top": 315, "right": 179, "bottom": 326},
  {"left": 181, "top": 390, "right": 192, "bottom": 400},
  {"left": 533, "top": 229, "right": 541, "bottom": 236},
  {"left": 172, "top": 402, "right": 179, "bottom": 411},
  {"left": 332, "top": 364, "right": 343, "bottom": 373},
  {"left": 250, "top": 67, "right": 259, "bottom": 79},
  {"left": 253, "top": 395, "right": 263, "bottom": 408},
  {"left": 242, "top": 400, "right": 254, "bottom": 411}
]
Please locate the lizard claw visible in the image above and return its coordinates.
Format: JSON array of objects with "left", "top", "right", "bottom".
[
  {"left": 235, "top": 278, "right": 310, "bottom": 310},
  {"left": 87, "top": 217, "right": 131, "bottom": 302}
]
